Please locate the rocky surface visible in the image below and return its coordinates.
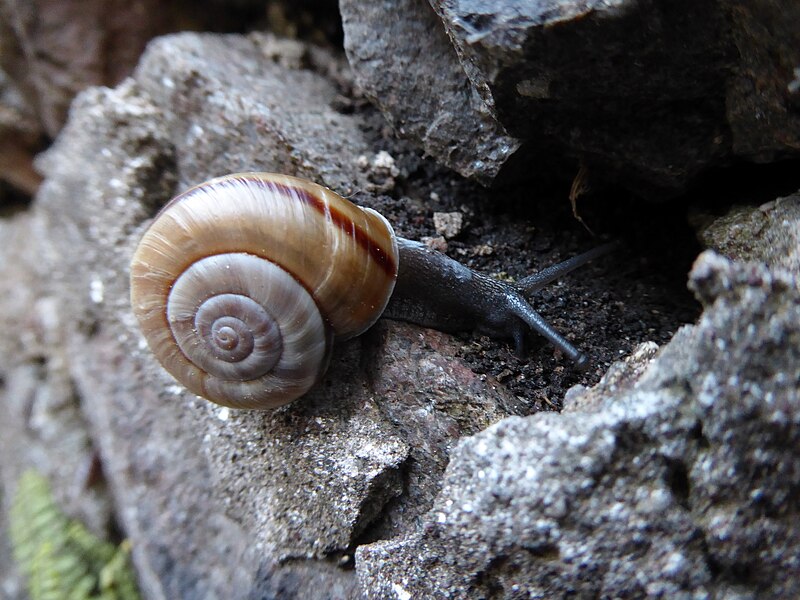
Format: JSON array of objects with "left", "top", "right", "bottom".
[
  {"left": 695, "top": 194, "right": 800, "bottom": 271},
  {"left": 357, "top": 248, "right": 800, "bottom": 599},
  {"left": 0, "top": 209, "right": 117, "bottom": 600},
  {"left": 0, "top": 15, "right": 798, "bottom": 600},
  {"left": 341, "top": 0, "right": 519, "bottom": 184},
  {"left": 344, "top": 0, "right": 800, "bottom": 192}
]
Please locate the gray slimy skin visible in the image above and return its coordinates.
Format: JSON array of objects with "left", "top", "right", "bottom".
[{"left": 386, "top": 239, "right": 618, "bottom": 370}]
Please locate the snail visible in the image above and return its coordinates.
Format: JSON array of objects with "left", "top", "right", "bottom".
[{"left": 130, "top": 172, "right": 614, "bottom": 410}]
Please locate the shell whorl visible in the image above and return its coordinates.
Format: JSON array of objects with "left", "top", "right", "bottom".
[{"left": 130, "top": 173, "right": 399, "bottom": 409}]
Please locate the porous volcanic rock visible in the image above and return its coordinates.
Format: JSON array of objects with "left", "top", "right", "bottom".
[{"left": 357, "top": 248, "right": 800, "bottom": 598}]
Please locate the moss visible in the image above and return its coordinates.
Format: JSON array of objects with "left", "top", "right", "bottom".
[{"left": 9, "top": 470, "right": 140, "bottom": 600}]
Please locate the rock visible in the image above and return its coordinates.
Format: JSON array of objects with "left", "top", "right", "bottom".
[
  {"left": 0, "top": 212, "right": 117, "bottom": 598},
  {"left": 423, "top": 0, "right": 800, "bottom": 195},
  {"left": 356, "top": 249, "right": 800, "bottom": 598},
  {"left": 421, "top": 235, "right": 449, "bottom": 253},
  {"left": 364, "top": 322, "right": 526, "bottom": 539},
  {"left": 562, "top": 340, "right": 660, "bottom": 413},
  {"left": 694, "top": 192, "right": 800, "bottom": 271},
  {"left": 0, "top": 209, "right": 116, "bottom": 509},
  {"left": 134, "top": 32, "right": 384, "bottom": 194},
  {"left": 356, "top": 149, "right": 402, "bottom": 193},
  {"left": 432, "top": 211, "right": 463, "bottom": 239},
  {"left": 0, "top": 32, "right": 522, "bottom": 599},
  {"left": 0, "top": 501, "right": 22, "bottom": 600},
  {"left": 341, "top": 0, "right": 519, "bottom": 185}
]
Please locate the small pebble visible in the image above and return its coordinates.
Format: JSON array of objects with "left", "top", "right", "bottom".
[{"left": 433, "top": 211, "right": 464, "bottom": 239}]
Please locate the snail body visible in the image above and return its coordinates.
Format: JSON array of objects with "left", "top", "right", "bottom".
[{"left": 131, "top": 172, "right": 610, "bottom": 409}]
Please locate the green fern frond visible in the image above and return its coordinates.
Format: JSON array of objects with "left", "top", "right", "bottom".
[{"left": 8, "top": 469, "right": 141, "bottom": 600}]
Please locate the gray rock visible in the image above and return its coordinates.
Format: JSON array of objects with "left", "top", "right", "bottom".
[
  {"left": 0, "top": 31, "right": 521, "bottom": 599},
  {"left": 0, "top": 211, "right": 116, "bottom": 598},
  {"left": 694, "top": 193, "right": 800, "bottom": 271},
  {"left": 131, "top": 32, "right": 378, "bottom": 194},
  {"left": 428, "top": 0, "right": 800, "bottom": 195},
  {"left": 341, "top": 0, "right": 519, "bottom": 185},
  {"left": 356, "top": 251, "right": 800, "bottom": 598},
  {"left": 562, "top": 340, "right": 660, "bottom": 414},
  {"left": 0, "top": 490, "right": 23, "bottom": 600},
  {"left": 364, "top": 321, "right": 527, "bottom": 539}
]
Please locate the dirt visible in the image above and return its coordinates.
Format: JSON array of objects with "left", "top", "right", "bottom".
[{"left": 436, "top": 193, "right": 700, "bottom": 412}]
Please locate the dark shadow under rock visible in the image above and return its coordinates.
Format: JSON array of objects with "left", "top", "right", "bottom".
[{"left": 428, "top": 0, "right": 800, "bottom": 196}]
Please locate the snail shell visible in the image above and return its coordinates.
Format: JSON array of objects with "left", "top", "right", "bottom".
[{"left": 130, "top": 173, "right": 399, "bottom": 409}]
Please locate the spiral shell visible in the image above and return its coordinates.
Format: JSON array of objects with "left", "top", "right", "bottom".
[{"left": 130, "top": 173, "right": 399, "bottom": 409}]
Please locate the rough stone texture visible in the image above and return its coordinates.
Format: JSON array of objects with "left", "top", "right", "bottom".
[
  {"left": 363, "top": 322, "right": 527, "bottom": 539},
  {"left": 423, "top": 0, "right": 800, "bottom": 194},
  {"left": 341, "top": 0, "right": 519, "bottom": 184},
  {"left": 0, "top": 495, "right": 21, "bottom": 600},
  {"left": 130, "top": 33, "right": 380, "bottom": 194},
  {"left": 561, "top": 340, "right": 660, "bottom": 414},
  {"left": 695, "top": 192, "right": 800, "bottom": 271},
  {"left": 0, "top": 32, "right": 523, "bottom": 599},
  {"left": 0, "top": 212, "right": 116, "bottom": 599},
  {"left": 357, "top": 249, "right": 800, "bottom": 598}
]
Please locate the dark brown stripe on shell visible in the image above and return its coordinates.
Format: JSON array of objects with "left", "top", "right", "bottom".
[
  {"left": 155, "top": 175, "right": 398, "bottom": 279},
  {"left": 249, "top": 177, "right": 397, "bottom": 279}
]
